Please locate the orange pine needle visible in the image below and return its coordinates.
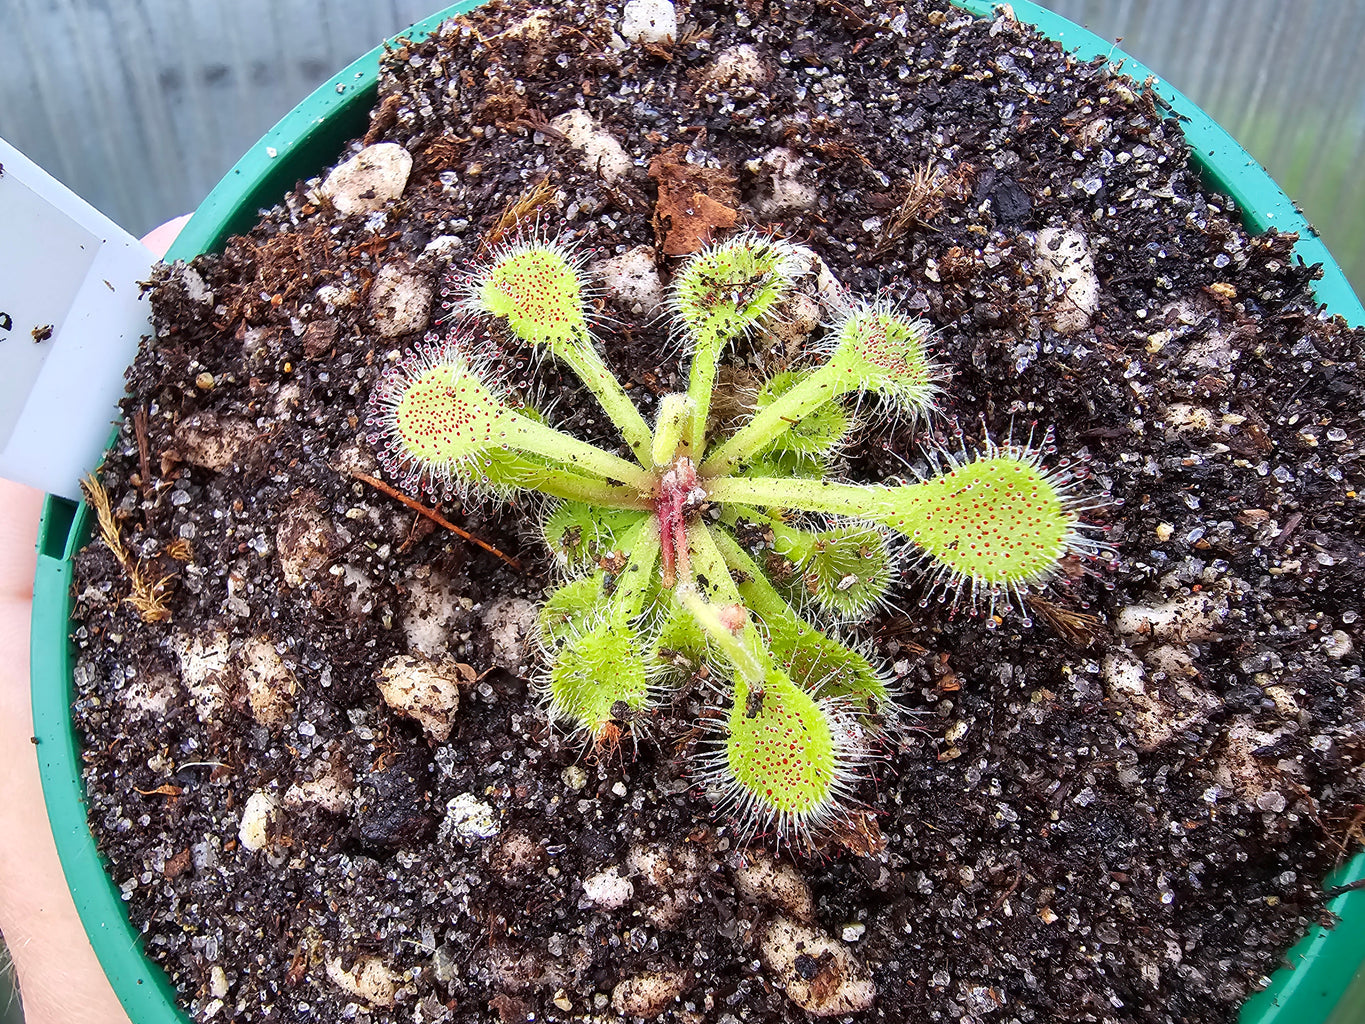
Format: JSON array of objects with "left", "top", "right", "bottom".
[{"left": 347, "top": 468, "right": 522, "bottom": 570}]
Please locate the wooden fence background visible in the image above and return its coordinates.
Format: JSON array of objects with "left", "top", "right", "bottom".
[{"left": 1, "top": 0, "right": 1360, "bottom": 291}]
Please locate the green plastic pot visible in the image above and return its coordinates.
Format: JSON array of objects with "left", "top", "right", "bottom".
[{"left": 27, "top": 3, "right": 1365, "bottom": 1022}]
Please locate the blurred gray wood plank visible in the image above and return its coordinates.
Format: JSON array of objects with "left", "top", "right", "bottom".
[
  {"left": 0, "top": 0, "right": 436, "bottom": 235},
  {"left": 1039, "top": 0, "right": 1365, "bottom": 292},
  {"left": 2, "top": 0, "right": 1362, "bottom": 293}
]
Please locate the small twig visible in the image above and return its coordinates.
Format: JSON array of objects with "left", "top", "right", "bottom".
[
  {"left": 877, "top": 161, "right": 975, "bottom": 254},
  {"left": 1274, "top": 512, "right": 1304, "bottom": 548},
  {"left": 133, "top": 407, "right": 152, "bottom": 492},
  {"left": 347, "top": 468, "right": 522, "bottom": 570},
  {"left": 1317, "top": 876, "right": 1365, "bottom": 902},
  {"left": 362, "top": 92, "right": 403, "bottom": 146},
  {"left": 1342, "top": 806, "right": 1365, "bottom": 852},
  {"left": 1271, "top": 769, "right": 1346, "bottom": 855},
  {"left": 397, "top": 507, "right": 438, "bottom": 554},
  {"left": 677, "top": 21, "right": 714, "bottom": 47},
  {"left": 828, "top": 0, "right": 869, "bottom": 29},
  {"left": 133, "top": 783, "right": 183, "bottom": 798},
  {"left": 986, "top": 864, "right": 1023, "bottom": 915}
]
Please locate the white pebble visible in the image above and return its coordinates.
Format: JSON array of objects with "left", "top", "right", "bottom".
[
  {"left": 1102, "top": 650, "right": 1146, "bottom": 696},
  {"left": 324, "top": 955, "right": 398, "bottom": 1007},
  {"left": 1325, "top": 630, "right": 1354, "bottom": 659},
  {"left": 503, "top": 9, "right": 555, "bottom": 42},
  {"left": 582, "top": 866, "right": 635, "bottom": 910},
  {"left": 173, "top": 630, "right": 231, "bottom": 721},
  {"left": 1144, "top": 644, "right": 1196, "bottom": 680},
  {"left": 764, "top": 292, "right": 822, "bottom": 348},
  {"left": 320, "top": 143, "right": 412, "bottom": 216},
  {"left": 1035, "top": 227, "right": 1099, "bottom": 335},
  {"left": 1114, "top": 589, "right": 1228, "bottom": 642},
  {"left": 593, "top": 246, "right": 666, "bottom": 316},
  {"left": 369, "top": 262, "right": 433, "bottom": 338},
  {"left": 1256, "top": 791, "right": 1287, "bottom": 813},
  {"left": 237, "top": 637, "right": 297, "bottom": 728},
  {"left": 703, "top": 44, "right": 767, "bottom": 89},
  {"left": 1164, "top": 403, "right": 1218, "bottom": 433},
  {"left": 175, "top": 412, "right": 255, "bottom": 473},
  {"left": 181, "top": 268, "right": 213, "bottom": 305},
  {"left": 620, "top": 0, "right": 677, "bottom": 45},
  {"left": 123, "top": 670, "right": 180, "bottom": 719},
  {"left": 482, "top": 596, "right": 539, "bottom": 672},
  {"left": 275, "top": 501, "right": 337, "bottom": 588},
  {"left": 422, "top": 234, "right": 463, "bottom": 260},
  {"left": 785, "top": 243, "right": 845, "bottom": 302},
  {"left": 1103, "top": 647, "right": 1219, "bottom": 750},
  {"left": 316, "top": 283, "right": 359, "bottom": 309},
  {"left": 611, "top": 968, "right": 690, "bottom": 1018},
  {"left": 550, "top": 109, "right": 635, "bottom": 183},
  {"left": 238, "top": 790, "right": 281, "bottom": 853},
  {"left": 758, "top": 915, "right": 876, "bottom": 1016},
  {"left": 377, "top": 653, "right": 464, "bottom": 742},
  {"left": 753, "top": 147, "right": 817, "bottom": 217},
  {"left": 731, "top": 855, "right": 815, "bottom": 920},
  {"left": 441, "top": 793, "right": 500, "bottom": 844},
  {"left": 284, "top": 773, "right": 353, "bottom": 815},
  {"left": 627, "top": 843, "right": 703, "bottom": 930},
  {"left": 401, "top": 571, "right": 460, "bottom": 658}
]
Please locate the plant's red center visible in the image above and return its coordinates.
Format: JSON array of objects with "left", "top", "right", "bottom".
[{"left": 656, "top": 456, "right": 707, "bottom": 588}]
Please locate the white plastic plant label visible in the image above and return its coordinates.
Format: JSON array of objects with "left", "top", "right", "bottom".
[{"left": 0, "top": 136, "right": 157, "bottom": 501}]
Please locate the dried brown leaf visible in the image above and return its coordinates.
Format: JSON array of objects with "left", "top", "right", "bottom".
[
  {"left": 649, "top": 144, "right": 739, "bottom": 255},
  {"left": 80, "top": 473, "right": 175, "bottom": 624}
]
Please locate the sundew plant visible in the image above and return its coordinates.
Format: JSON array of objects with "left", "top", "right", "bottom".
[{"left": 368, "top": 231, "right": 1101, "bottom": 841}]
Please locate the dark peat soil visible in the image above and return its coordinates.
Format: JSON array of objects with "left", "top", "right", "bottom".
[{"left": 71, "top": 2, "right": 1365, "bottom": 1022}]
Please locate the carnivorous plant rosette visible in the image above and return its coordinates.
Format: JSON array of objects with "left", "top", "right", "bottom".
[{"left": 367, "top": 231, "right": 1106, "bottom": 841}]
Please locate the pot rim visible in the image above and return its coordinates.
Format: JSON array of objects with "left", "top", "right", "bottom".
[{"left": 28, "top": 3, "right": 1365, "bottom": 1023}]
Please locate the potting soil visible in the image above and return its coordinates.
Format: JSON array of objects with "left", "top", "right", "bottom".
[{"left": 70, "top": 1, "right": 1365, "bottom": 1021}]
